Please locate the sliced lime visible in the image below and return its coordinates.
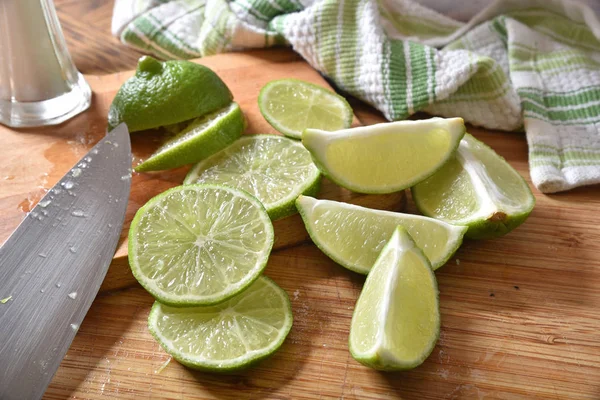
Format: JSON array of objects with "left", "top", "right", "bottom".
[
  {"left": 128, "top": 184, "right": 273, "bottom": 306},
  {"left": 412, "top": 134, "right": 535, "bottom": 239},
  {"left": 258, "top": 79, "right": 353, "bottom": 139},
  {"left": 184, "top": 135, "right": 320, "bottom": 220},
  {"left": 296, "top": 195, "right": 466, "bottom": 273},
  {"left": 148, "top": 276, "right": 293, "bottom": 372},
  {"left": 109, "top": 56, "right": 233, "bottom": 132},
  {"left": 135, "top": 102, "right": 245, "bottom": 172},
  {"left": 302, "top": 118, "right": 465, "bottom": 194},
  {"left": 349, "top": 226, "right": 440, "bottom": 371}
]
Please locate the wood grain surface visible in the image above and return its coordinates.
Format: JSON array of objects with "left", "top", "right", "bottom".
[{"left": 4, "top": 1, "right": 600, "bottom": 399}]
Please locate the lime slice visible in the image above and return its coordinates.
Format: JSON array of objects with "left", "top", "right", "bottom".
[
  {"left": 109, "top": 56, "right": 233, "bottom": 132},
  {"left": 184, "top": 135, "right": 321, "bottom": 220},
  {"left": 135, "top": 102, "right": 245, "bottom": 172},
  {"left": 148, "top": 276, "right": 293, "bottom": 372},
  {"left": 412, "top": 134, "right": 535, "bottom": 239},
  {"left": 349, "top": 226, "right": 440, "bottom": 371},
  {"left": 128, "top": 184, "right": 274, "bottom": 306},
  {"left": 302, "top": 118, "right": 466, "bottom": 194},
  {"left": 258, "top": 79, "right": 353, "bottom": 139},
  {"left": 296, "top": 195, "right": 466, "bottom": 273}
]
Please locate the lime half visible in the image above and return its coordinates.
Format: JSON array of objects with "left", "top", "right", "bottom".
[
  {"left": 128, "top": 184, "right": 274, "bottom": 306},
  {"left": 349, "top": 226, "right": 440, "bottom": 371},
  {"left": 148, "top": 276, "right": 293, "bottom": 372},
  {"left": 109, "top": 56, "right": 233, "bottom": 132},
  {"left": 412, "top": 134, "right": 535, "bottom": 239},
  {"left": 135, "top": 102, "right": 245, "bottom": 172},
  {"left": 302, "top": 118, "right": 465, "bottom": 194},
  {"left": 258, "top": 79, "right": 353, "bottom": 139},
  {"left": 185, "top": 135, "right": 321, "bottom": 220},
  {"left": 296, "top": 195, "right": 466, "bottom": 273}
]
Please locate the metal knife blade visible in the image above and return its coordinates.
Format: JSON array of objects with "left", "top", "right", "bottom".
[{"left": 0, "top": 124, "right": 131, "bottom": 400}]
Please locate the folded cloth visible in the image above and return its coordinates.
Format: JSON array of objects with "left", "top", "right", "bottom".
[{"left": 112, "top": 0, "right": 600, "bottom": 193}]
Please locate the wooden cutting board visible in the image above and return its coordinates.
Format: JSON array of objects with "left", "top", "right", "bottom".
[
  {"left": 0, "top": 50, "right": 404, "bottom": 293},
  {"left": 2, "top": 49, "right": 600, "bottom": 399}
]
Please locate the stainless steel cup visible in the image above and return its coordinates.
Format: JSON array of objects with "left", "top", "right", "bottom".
[{"left": 0, "top": 0, "right": 91, "bottom": 127}]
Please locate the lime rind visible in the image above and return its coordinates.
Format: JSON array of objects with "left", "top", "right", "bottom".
[
  {"left": 412, "top": 134, "right": 535, "bottom": 239},
  {"left": 135, "top": 102, "right": 245, "bottom": 172},
  {"left": 349, "top": 226, "right": 440, "bottom": 371},
  {"left": 258, "top": 79, "right": 353, "bottom": 139},
  {"left": 454, "top": 212, "right": 532, "bottom": 239},
  {"left": 295, "top": 195, "right": 466, "bottom": 273},
  {"left": 184, "top": 134, "right": 321, "bottom": 220},
  {"left": 302, "top": 118, "right": 466, "bottom": 194},
  {"left": 273, "top": 176, "right": 321, "bottom": 220},
  {"left": 148, "top": 276, "right": 293, "bottom": 372},
  {"left": 128, "top": 184, "right": 274, "bottom": 307}
]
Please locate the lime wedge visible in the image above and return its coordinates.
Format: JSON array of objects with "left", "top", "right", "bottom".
[
  {"left": 258, "top": 79, "right": 353, "bottom": 139},
  {"left": 128, "top": 184, "right": 274, "bottom": 306},
  {"left": 296, "top": 195, "right": 466, "bottom": 273},
  {"left": 302, "top": 118, "right": 465, "bottom": 194},
  {"left": 412, "top": 134, "right": 535, "bottom": 239},
  {"left": 135, "top": 102, "right": 245, "bottom": 172},
  {"left": 184, "top": 135, "right": 321, "bottom": 220},
  {"left": 349, "top": 227, "right": 440, "bottom": 371},
  {"left": 148, "top": 276, "right": 293, "bottom": 372}
]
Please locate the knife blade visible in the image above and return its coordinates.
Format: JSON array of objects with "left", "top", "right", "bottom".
[{"left": 0, "top": 123, "right": 131, "bottom": 400}]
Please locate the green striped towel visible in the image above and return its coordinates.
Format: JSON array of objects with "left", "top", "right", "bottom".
[{"left": 112, "top": 0, "right": 600, "bottom": 193}]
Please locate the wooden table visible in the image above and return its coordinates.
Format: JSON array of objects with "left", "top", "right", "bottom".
[{"left": 36, "top": 2, "right": 600, "bottom": 399}]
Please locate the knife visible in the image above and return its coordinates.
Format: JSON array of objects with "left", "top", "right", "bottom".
[{"left": 0, "top": 124, "right": 131, "bottom": 400}]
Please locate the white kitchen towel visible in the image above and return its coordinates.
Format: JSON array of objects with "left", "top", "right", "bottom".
[{"left": 112, "top": 0, "right": 600, "bottom": 193}]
